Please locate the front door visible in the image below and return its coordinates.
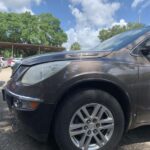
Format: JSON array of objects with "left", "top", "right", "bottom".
[{"left": 136, "top": 38, "right": 150, "bottom": 123}]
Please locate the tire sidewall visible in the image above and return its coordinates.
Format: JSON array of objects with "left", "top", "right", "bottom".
[{"left": 54, "top": 89, "right": 125, "bottom": 150}]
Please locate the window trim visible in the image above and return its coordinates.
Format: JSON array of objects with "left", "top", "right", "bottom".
[{"left": 130, "top": 35, "right": 150, "bottom": 57}]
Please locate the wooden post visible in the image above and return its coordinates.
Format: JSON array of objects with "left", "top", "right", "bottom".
[
  {"left": 38, "top": 46, "right": 41, "bottom": 54},
  {"left": 12, "top": 45, "right": 14, "bottom": 57}
]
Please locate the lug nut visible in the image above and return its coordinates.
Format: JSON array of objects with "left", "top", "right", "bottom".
[
  {"left": 84, "top": 126, "right": 88, "bottom": 130},
  {"left": 87, "top": 130, "right": 91, "bottom": 135},
  {"left": 93, "top": 118, "right": 97, "bottom": 123},
  {"left": 93, "top": 129, "right": 97, "bottom": 134},
  {"left": 87, "top": 119, "right": 91, "bottom": 124}
]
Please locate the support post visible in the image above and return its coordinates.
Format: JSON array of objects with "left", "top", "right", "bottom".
[
  {"left": 12, "top": 45, "right": 14, "bottom": 57},
  {"left": 38, "top": 46, "right": 41, "bottom": 54}
]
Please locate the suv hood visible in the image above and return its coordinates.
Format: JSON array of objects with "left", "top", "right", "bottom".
[{"left": 22, "top": 50, "right": 113, "bottom": 66}]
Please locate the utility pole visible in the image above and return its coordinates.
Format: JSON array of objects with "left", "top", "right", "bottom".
[
  {"left": 138, "top": 14, "right": 141, "bottom": 24},
  {"left": 138, "top": 12, "right": 141, "bottom": 24}
]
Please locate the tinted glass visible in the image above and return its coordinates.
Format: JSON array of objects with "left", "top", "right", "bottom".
[{"left": 93, "top": 27, "right": 150, "bottom": 51}]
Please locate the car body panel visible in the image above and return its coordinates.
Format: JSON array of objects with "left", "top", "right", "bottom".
[
  {"left": 3, "top": 27, "right": 150, "bottom": 142},
  {"left": 5, "top": 48, "right": 138, "bottom": 128},
  {"left": 133, "top": 51, "right": 150, "bottom": 125},
  {"left": 21, "top": 50, "right": 112, "bottom": 66}
]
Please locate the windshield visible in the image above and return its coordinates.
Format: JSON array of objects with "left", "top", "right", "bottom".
[{"left": 94, "top": 27, "right": 150, "bottom": 51}]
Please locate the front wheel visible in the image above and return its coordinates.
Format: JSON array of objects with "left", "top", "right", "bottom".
[{"left": 54, "top": 89, "right": 125, "bottom": 150}]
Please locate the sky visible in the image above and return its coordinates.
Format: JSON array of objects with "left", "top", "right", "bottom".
[{"left": 0, "top": 0, "right": 149, "bottom": 50}]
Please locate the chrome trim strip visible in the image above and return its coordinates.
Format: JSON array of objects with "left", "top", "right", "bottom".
[{"left": 4, "top": 88, "right": 43, "bottom": 102}]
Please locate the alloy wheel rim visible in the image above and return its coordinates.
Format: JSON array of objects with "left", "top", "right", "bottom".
[{"left": 69, "top": 103, "right": 114, "bottom": 150}]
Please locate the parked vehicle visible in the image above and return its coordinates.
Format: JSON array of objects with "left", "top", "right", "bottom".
[
  {"left": 3, "top": 26, "right": 150, "bottom": 150},
  {"left": 0, "top": 63, "right": 2, "bottom": 72},
  {"left": 10, "top": 58, "right": 22, "bottom": 67},
  {"left": 0, "top": 57, "right": 8, "bottom": 68},
  {"left": 7, "top": 58, "right": 13, "bottom": 67}
]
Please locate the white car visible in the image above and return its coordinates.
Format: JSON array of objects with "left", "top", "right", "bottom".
[
  {"left": 10, "top": 58, "right": 22, "bottom": 67},
  {"left": 0, "top": 57, "right": 8, "bottom": 68}
]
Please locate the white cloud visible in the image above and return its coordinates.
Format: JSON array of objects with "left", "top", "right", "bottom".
[
  {"left": 34, "top": 0, "right": 42, "bottom": 5},
  {"left": 0, "top": 2, "right": 8, "bottom": 12},
  {"left": 64, "top": 0, "right": 121, "bottom": 50},
  {"left": 69, "top": 0, "right": 120, "bottom": 28},
  {"left": 15, "top": 7, "right": 34, "bottom": 15},
  {"left": 112, "top": 19, "right": 127, "bottom": 27},
  {"left": 139, "top": 0, "right": 150, "bottom": 13},
  {"left": 63, "top": 27, "right": 100, "bottom": 50},
  {"left": 0, "top": 0, "right": 42, "bottom": 13},
  {"left": 132, "top": 0, "right": 150, "bottom": 13},
  {"left": 132, "top": 0, "right": 145, "bottom": 8}
]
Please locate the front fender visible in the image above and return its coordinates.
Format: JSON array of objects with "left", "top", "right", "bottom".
[
  {"left": 54, "top": 72, "right": 135, "bottom": 130},
  {"left": 56, "top": 72, "right": 132, "bottom": 105}
]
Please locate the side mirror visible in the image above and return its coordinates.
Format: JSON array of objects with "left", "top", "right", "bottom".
[{"left": 141, "top": 47, "right": 150, "bottom": 56}]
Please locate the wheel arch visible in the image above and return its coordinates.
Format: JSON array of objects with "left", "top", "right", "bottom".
[{"left": 53, "top": 79, "right": 132, "bottom": 131}]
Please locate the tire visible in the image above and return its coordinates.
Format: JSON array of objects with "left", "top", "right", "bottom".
[{"left": 54, "top": 89, "right": 125, "bottom": 150}]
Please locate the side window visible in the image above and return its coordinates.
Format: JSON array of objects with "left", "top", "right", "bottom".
[
  {"left": 140, "top": 39, "right": 150, "bottom": 56},
  {"left": 133, "top": 38, "right": 150, "bottom": 56},
  {"left": 145, "top": 39, "right": 150, "bottom": 48},
  {"left": 141, "top": 39, "right": 150, "bottom": 48}
]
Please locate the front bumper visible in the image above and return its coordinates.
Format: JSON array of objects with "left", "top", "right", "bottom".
[
  {"left": 3, "top": 88, "right": 43, "bottom": 102},
  {"left": 2, "top": 88, "right": 56, "bottom": 142},
  {"left": 2, "top": 88, "right": 43, "bottom": 110}
]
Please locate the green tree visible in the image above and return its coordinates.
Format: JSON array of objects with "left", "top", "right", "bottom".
[
  {"left": 70, "top": 42, "right": 81, "bottom": 50},
  {"left": 98, "top": 23, "right": 144, "bottom": 42},
  {"left": 0, "top": 12, "right": 68, "bottom": 57},
  {"left": 0, "top": 12, "right": 67, "bottom": 46}
]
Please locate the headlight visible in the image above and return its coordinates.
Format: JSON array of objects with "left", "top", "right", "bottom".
[
  {"left": 13, "top": 99, "right": 40, "bottom": 111},
  {"left": 21, "top": 61, "right": 70, "bottom": 85}
]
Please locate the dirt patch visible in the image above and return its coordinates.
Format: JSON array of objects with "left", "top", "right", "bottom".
[{"left": 0, "top": 68, "right": 12, "bottom": 84}]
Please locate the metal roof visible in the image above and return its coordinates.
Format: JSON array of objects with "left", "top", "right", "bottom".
[{"left": 0, "top": 42, "right": 65, "bottom": 52}]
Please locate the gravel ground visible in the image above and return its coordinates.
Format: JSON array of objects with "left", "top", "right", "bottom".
[
  {"left": 1, "top": 68, "right": 150, "bottom": 150},
  {"left": 0, "top": 68, "right": 11, "bottom": 83},
  {"left": 0, "top": 91, "right": 57, "bottom": 150}
]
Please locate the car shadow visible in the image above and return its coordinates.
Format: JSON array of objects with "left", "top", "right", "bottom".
[
  {"left": 24, "top": 126, "right": 150, "bottom": 150},
  {"left": 0, "top": 81, "right": 5, "bottom": 87},
  {"left": 121, "top": 126, "right": 150, "bottom": 146}
]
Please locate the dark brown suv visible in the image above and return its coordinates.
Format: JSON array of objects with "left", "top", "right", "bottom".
[{"left": 3, "top": 26, "right": 150, "bottom": 150}]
